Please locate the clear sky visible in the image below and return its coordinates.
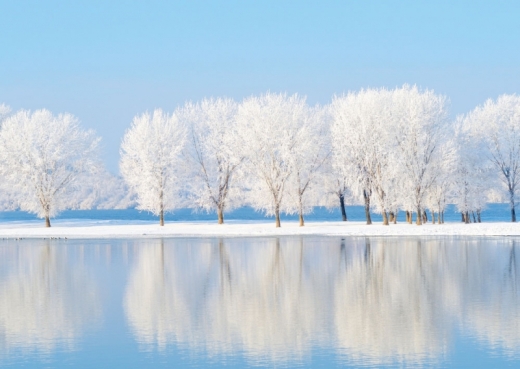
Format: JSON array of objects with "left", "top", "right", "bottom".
[{"left": 1, "top": 0, "right": 519, "bottom": 173}]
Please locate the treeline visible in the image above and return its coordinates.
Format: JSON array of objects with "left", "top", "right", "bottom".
[{"left": 0, "top": 85, "right": 519, "bottom": 227}]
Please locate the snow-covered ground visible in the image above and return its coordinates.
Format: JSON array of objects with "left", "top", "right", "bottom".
[{"left": 0, "top": 220, "right": 519, "bottom": 239}]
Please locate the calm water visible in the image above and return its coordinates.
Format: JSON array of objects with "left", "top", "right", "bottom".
[{"left": 1, "top": 236, "right": 520, "bottom": 368}]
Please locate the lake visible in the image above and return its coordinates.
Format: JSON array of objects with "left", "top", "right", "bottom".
[
  {"left": 1, "top": 236, "right": 520, "bottom": 368},
  {"left": 0, "top": 203, "right": 515, "bottom": 225}
]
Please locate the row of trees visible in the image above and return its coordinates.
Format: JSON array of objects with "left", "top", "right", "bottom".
[
  {"left": 121, "top": 87, "right": 520, "bottom": 227},
  {"left": 120, "top": 93, "right": 330, "bottom": 227},
  {"left": 1, "top": 86, "right": 519, "bottom": 227}
]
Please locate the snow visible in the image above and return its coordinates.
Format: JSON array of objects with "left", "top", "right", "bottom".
[{"left": 0, "top": 220, "right": 519, "bottom": 239}]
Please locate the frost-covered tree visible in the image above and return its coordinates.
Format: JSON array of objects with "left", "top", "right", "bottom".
[
  {"left": 331, "top": 89, "right": 397, "bottom": 225},
  {"left": 392, "top": 85, "right": 449, "bottom": 225},
  {"left": 361, "top": 90, "right": 400, "bottom": 226},
  {"left": 319, "top": 106, "right": 351, "bottom": 221},
  {"left": 451, "top": 118, "right": 490, "bottom": 223},
  {"left": 286, "top": 106, "right": 330, "bottom": 226},
  {"left": 424, "top": 137, "right": 456, "bottom": 224},
  {"left": 178, "top": 98, "right": 243, "bottom": 224},
  {"left": 120, "top": 109, "right": 186, "bottom": 226},
  {"left": 237, "top": 93, "right": 309, "bottom": 227},
  {"left": 0, "top": 109, "right": 101, "bottom": 227},
  {"left": 331, "top": 93, "right": 373, "bottom": 225},
  {"left": 463, "top": 95, "right": 520, "bottom": 222},
  {"left": 425, "top": 171, "right": 452, "bottom": 225},
  {"left": 321, "top": 162, "right": 352, "bottom": 221}
]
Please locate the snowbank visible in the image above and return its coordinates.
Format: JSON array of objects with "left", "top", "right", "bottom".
[{"left": 0, "top": 220, "right": 519, "bottom": 239}]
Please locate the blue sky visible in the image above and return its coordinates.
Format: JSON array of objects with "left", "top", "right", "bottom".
[{"left": 1, "top": 0, "right": 519, "bottom": 172}]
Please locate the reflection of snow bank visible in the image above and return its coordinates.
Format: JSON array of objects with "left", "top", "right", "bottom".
[
  {"left": 1, "top": 220, "right": 520, "bottom": 238},
  {"left": 0, "top": 244, "right": 101, "bottom": 355}
]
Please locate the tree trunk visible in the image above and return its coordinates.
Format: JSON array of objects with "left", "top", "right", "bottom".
[
  {"left": 393, "top": 211, "right": 397, "bottom": 224},
  {"left": 45, "top": 215, "right": 51, "bottom": 228},
  {"left": 511, "top": 202, "right": 517, "bottom": 222},
  {"left": 382, "top": 211, "right": 389, "bottom": 225},
  {"left": 416, "top": 207, "right": 422, "bottom": 225},
  {"left": 441, "top": 211, "right": 445, "bottom": 224},
  {"left": 464, "top": 211, "right": 470, "bottom": 224},
  {"left": 431, "top": 210, "right": 435, "bottom": 224},
  {"left": 217, "top": 208, "right": 224, "bottom": 224},
  {"left": 275, "top": 207, "right": 281, "bottom": 228},
  {"left": 363, "top": 190, "right": 372, "bottom": 225},
  {"left": 477, "top": 210, "right": 481, "bottom": 223},
  {"left": 159, "top": 189, "right": 165, "bottom": 226},
  {"left": 406, "top": 211, "right": 411, "bottom": 224},
  {"left": 389, "top": 212, "right": 395, "bottom": 223},
  {"left": 472, "top": 211, "right": 477, "bottom": 223},
  {"left": 297, "top": 196, "right": 305, "bottom": 226},
  {"left": 339, "top": 194, "right": 347, "bottom": 221},
  {"left": 422, "top": 210, "right": 428, "bottom": 223},
  {"left": 461, "top": 213, "right": 465, "bottom": 222}
]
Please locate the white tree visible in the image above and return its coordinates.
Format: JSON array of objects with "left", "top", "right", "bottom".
[
  {"left": 120, "top": 109, "right": 186, "bottom": 226},
  {"left": 330, "top": 92, "right": 374, "bottom": 225},
  {"left": 361, "top": 89, "right": 399, "bottom": 226},
  {"left": 285, "top": 106, "right": 329, "bottom": 226},
  {"left": 178, "top": 98, "right": 243, "bottom": 224},
  {"left": 425, "top": 137, "right": 456, "bottom": 224},
  {"left": 425, "top": 174, "right": 451, "bottom": 225},
  {"left": 0, "top": 109, "right": 101, "bottom": 227},
  {"left": 316, "top": 106, "right": 352, "bottom": 222},
  {"left": 463, "top": 95, "right": 520, "bottom": 222},
  {"left": 392, "top": 85, "right": 449, "bottom": 225},
  {"left": 450, "top": 118, "right": 491, "bottom": 223},
  {"left": 330, "top": 89, "right": 397, "bottom": 225},
  {"left": 321, "top": 160, "right": 352, "bottom": 222},
  {"left": 237, "top": 93, "right": 309, "bottom": 228}
]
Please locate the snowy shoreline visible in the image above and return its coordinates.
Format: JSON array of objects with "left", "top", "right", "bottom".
[{"left": 0, "top": 220, "right": 519, "bottom": 239}]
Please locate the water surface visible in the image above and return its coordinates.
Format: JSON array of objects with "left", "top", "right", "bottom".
[
  {"left": 0, "top": 203, "right": 513, "bottom": 224},
  {"left": 1, "top": 236, "right": 519, "bottom": 368}
]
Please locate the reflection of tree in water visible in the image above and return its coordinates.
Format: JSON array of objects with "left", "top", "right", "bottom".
[
  {"left": 124, "top": 237, "right": 341, "bottom": 362},
  {"left": 0, "top": 241, "right": 101, "bottom": 356},
  {"left": 334, "top": 238, "right": 455, "bottom": 366},
  {"left": 456, "top": 239, "right": 520, "bottom": 357},
  {"left": 123, "top": 236, "right": 520, "bottom": 366},
  {"left": 124, "top": 238, "right": 215, "bottom": 351},
  {"left": 201, "top": 237, "right": 339, "bottom": 363}
]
